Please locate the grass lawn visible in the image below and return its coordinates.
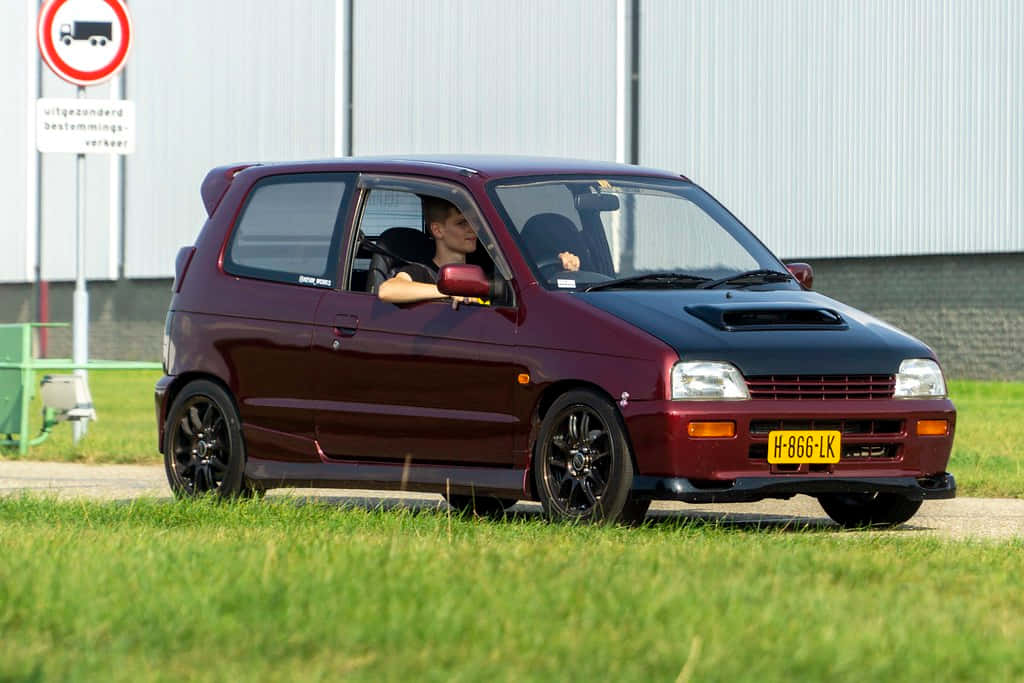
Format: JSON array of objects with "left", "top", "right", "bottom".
[
  {"left": 2, "top": 372, "right": 1023, "bottom": 498},
  {"left": 0, "top": 497, "right": 1022, "bottom": 682}
]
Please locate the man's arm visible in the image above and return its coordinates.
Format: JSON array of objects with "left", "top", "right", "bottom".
[{"left": 377, "top": 271, "right": 447, "bottom": 303}]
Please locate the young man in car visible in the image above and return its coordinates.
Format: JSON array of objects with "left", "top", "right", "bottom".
[
  {"left": 378, "top": 198, "right": 580, "bottom": 304},
  {"left": 377, "top": 197, "right": 481, "bottom": 304}
]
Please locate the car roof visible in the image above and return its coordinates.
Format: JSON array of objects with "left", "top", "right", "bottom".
[{"left": 243, "top": 155, "right": 686, "bottom": 182}]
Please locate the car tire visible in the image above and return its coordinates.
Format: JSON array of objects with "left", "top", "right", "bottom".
[
  {"left": 533, "top": 389, "right": 643, "bottom": 524},
  {"left": 444, "top": 493, "right": 516, "bottom": 518},
  {"left": 164, "top": 379, "right": 247, "bottom": 499},
  {"left": 818, "top": 492, "right": 923, "bottom": 528}
]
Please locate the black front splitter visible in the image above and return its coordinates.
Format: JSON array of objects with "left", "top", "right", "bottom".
[{"left": 632, "top": 473, "right": 956, "bottom": 504}]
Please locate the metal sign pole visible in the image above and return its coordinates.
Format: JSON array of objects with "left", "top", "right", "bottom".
[{"left": 72, "top": 84, "right": 89, "bottom": 443}]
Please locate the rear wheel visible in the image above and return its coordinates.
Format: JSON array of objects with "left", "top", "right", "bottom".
[
  {"left": 818, "top": 492, "right": 922, "bottom": 528},
  {"left": 444, "top": 493, "right": 516, "bottom": 518},
  {"left": 533, "top": 390, "right": 646, "bottom": 524},
  {"left": 164, "top": 380, "right": 247, "bottom": 499}
]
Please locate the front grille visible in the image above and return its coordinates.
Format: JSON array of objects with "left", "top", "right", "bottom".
[
  {"left": 747, "top": 419, "right": 903, "bottom": 461},
  {"left": 842, "top": 444, "right": 899, "bottom": 459},
  {"left": 748, "top": 443, "right": 900, "bottom": 460},
  {"left": 746, "top": 375, "right": 895, "bottom": 400},
  {"left": 749, "top": 419, "right": 903, "bottom": 436}
]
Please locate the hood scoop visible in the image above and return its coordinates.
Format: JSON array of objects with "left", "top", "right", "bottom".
[{"left": 685, "top": 304, "right": 847, "bottom": 331}]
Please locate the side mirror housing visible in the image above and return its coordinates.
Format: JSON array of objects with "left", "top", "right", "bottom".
[
  {"left": 437, "top": 264, "right": 491, "bottom": 299},
  {"left": 786, "top": 262, "right": 814, "bottom": 290}
]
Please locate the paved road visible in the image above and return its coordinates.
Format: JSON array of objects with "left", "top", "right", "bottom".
[{"left": 2, "top": 460, "right": 1022, "bottom": 540}]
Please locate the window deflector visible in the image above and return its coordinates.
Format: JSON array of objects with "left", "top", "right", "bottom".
[{"left": 355, "top": 174, "right": 515, "bottom": 284}]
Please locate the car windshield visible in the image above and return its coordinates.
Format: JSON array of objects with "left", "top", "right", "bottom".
[{"left": 489, "top": 175, "right": 793, "bottom": 291}]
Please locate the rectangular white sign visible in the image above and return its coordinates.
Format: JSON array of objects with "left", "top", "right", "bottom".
[{"left": 36, "top": 98, "right": 135, "bottom": 155}]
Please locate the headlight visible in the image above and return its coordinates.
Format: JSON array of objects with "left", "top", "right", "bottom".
[
  {"left": 671, "top": 361, "right": 750, "bottom": 400},
  {"left": 893, "top": 359, "right": 946, "bottom": 398}
]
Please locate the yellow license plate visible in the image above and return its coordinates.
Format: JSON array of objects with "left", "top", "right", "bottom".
[{"left": 767, "top": 430, "right": 841, "bottom": 463}]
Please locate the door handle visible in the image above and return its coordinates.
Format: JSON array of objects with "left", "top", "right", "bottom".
[{"left": 333, "top": 314, "right": 359, "bottom": 339}]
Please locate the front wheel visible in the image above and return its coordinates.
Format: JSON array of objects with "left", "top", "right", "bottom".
[
  {"left": 164, "top": 380, "right": 247, "bottom": 499},
  {"left": 818, "top": 492, "right": 923, "bottom": 528},
  {"left": 533, "top": 390, "right": 646, "bottom": 524}
]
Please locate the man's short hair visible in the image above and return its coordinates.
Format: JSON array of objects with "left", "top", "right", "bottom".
[{"left": 423, "top": 196, "right": 459, "bottom": 227}]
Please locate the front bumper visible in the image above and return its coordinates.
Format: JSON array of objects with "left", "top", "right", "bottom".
[
  {"left": 632, "top": 472, "right": 956, "bottom": 503},
  {"left": 621, "top": 397, "right": 957, "bottom": 485}
]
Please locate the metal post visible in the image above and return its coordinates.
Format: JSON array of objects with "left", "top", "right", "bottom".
[
  {"left": 334, "top": 0, "right": 353, "bottom": 157},
  {"left": 72, "top": 85, "right": 89, "bottom": 443},
  {"left": 26, "top": 0, "right": 42, "bottom": 354},
  {"left": 109, "top": 72, "right": 123, "bottom": 279},
  {"left": 609, "top": 0, "right": 632, "bottom": 270}
]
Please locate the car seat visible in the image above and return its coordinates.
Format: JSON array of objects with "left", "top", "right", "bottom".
[
  {"left": 520, "top": 213, "right": 591, "bottom": 274},
  {"left": 365, "top": 227, "right": 435, "bottom": 294}
]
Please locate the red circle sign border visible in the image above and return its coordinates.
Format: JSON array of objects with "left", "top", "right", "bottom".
[{"left": 37, "top": 0, "right": 132, "bottom": 86}]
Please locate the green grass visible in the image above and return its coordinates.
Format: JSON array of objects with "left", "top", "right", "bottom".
[
  {"left": 0, "top": 496, "right": 1022, "bottom": 682},
  {"left": 12, "top": 369, "right": 163, "bottom": 465},
  {"left": 3, "top": 372, "right": 1023, "bottom": 497},
  {"left": 946, "top": 380, "right": 1024, "bottom": 498}
]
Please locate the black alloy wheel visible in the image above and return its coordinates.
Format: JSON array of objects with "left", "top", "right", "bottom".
[
  {"left": 818, "top": 492, "right": 923, "bottom": 528},
  {"left": 534, "top": 390, "right": 648, "bottom": 524},
  {"left": 164, "top": 380, "right": 249, "bottom": 499}
]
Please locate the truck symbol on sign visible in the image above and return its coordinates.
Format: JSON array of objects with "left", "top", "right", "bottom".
[{"left": 60, "top": 22, "right": 113, "bottom": 47}]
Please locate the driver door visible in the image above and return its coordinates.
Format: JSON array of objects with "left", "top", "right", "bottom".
[{"left": 311, "top": 176, "right": 524, "bottom": 467}]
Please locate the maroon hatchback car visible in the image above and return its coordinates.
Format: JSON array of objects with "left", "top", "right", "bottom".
[{"left": 156, "top": 156, "right": 956, "bottom": 526}]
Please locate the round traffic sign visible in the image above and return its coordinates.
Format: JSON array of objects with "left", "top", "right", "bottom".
[{"left": 37, "top": 0, "right": 133, "bottom": 87}]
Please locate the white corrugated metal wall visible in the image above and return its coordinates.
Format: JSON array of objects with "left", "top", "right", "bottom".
[
  {"left": 2, "top": 2, "right": 31, "bottom": 283},
  {"left": 641, "top": 0, "right": 1024, "bottom": 259},
  {"left": 352, "top": 0, "right": 618, "bottom": 157},
  {"left": 123, "top": 0, "right": 336, "bottom": 278},
  {"left": 1, "top": 1, "right": 1021, "bottom": 282}
]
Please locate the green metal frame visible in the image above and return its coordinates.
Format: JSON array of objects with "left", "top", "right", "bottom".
[{"left": 0, "top": 323, "right": 162, "bottom": 454}]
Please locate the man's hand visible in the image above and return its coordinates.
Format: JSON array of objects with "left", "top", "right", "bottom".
[{"left": 558, "top": 251, "right": 581, "bottom": 271}]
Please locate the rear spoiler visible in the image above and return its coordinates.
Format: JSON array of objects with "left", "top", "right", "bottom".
[{"left": 200, "top": 163, "right": 260, "bottom": 216}]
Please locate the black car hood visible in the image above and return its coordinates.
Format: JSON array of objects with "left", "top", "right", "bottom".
[{"left": 576, "top": 289, "right": 934, "bottom": 375}]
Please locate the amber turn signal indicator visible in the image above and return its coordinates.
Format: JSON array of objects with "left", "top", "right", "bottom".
[
  {"left": 688, "top": 421, "right": 736, "bottom": 438},
  {"left": 917, "top": 419, "right": 948, "bottom": 436},
  {"left": 517, "top": 373, "right": 530, "bottom": 385}
]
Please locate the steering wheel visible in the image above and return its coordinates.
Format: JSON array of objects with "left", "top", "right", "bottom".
[{"left": 535, "top": 255, "right": 567, "bottom": 278}]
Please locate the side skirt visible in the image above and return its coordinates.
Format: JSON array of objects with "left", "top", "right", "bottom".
[{"left": 246, "top": 456, "right": 530, "bottom": 499}]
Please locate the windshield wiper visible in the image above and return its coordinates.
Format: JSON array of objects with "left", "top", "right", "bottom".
[
  {"left": 584, "top": 272, "right": 711, "bottom": 292},
  {"left": 696, "top": 269, "right": 795, "bottom": 290}
]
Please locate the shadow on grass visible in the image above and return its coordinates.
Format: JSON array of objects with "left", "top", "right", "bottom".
[
  {"left": 257, "top": 491, "right": 931, "bottom": 534},
  {"left": 92, "top": 489, "right": 930, "bottom": 535}
]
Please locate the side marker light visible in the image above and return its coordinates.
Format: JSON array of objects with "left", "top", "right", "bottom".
[
  {"left": 917, "top": 419, "right": 948, "bottom": 436},
  {"left": 517, "top": 373, "right": 530, "bottom": 385},
  {"left": 688, "top": 421, "right": 736, "bottom": 438}
]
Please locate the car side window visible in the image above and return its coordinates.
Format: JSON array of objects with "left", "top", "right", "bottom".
[
  {"left": 224, "top": 173, "right": 352, "bottom": 287},
  {"left": 347, "top": 189, "right": 429, "bottom": 292}
]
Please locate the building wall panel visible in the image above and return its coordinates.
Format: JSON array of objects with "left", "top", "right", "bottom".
[
  {"left": 0, "top": 2, "right": 31, "bottom": 283},
  {"left": 640, "top": 0, "right": 1024, "bottom": 259},
  {"left": 123, "top": 0, "right": 336, "bottom": 278},
  {"left": 352, "top": 0, "right": 618, "bottom": 159}
]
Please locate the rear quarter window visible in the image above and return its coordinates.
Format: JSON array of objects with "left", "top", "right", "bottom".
[{"left": 224, "top": 173, "right": 352, "bottom": 287}]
